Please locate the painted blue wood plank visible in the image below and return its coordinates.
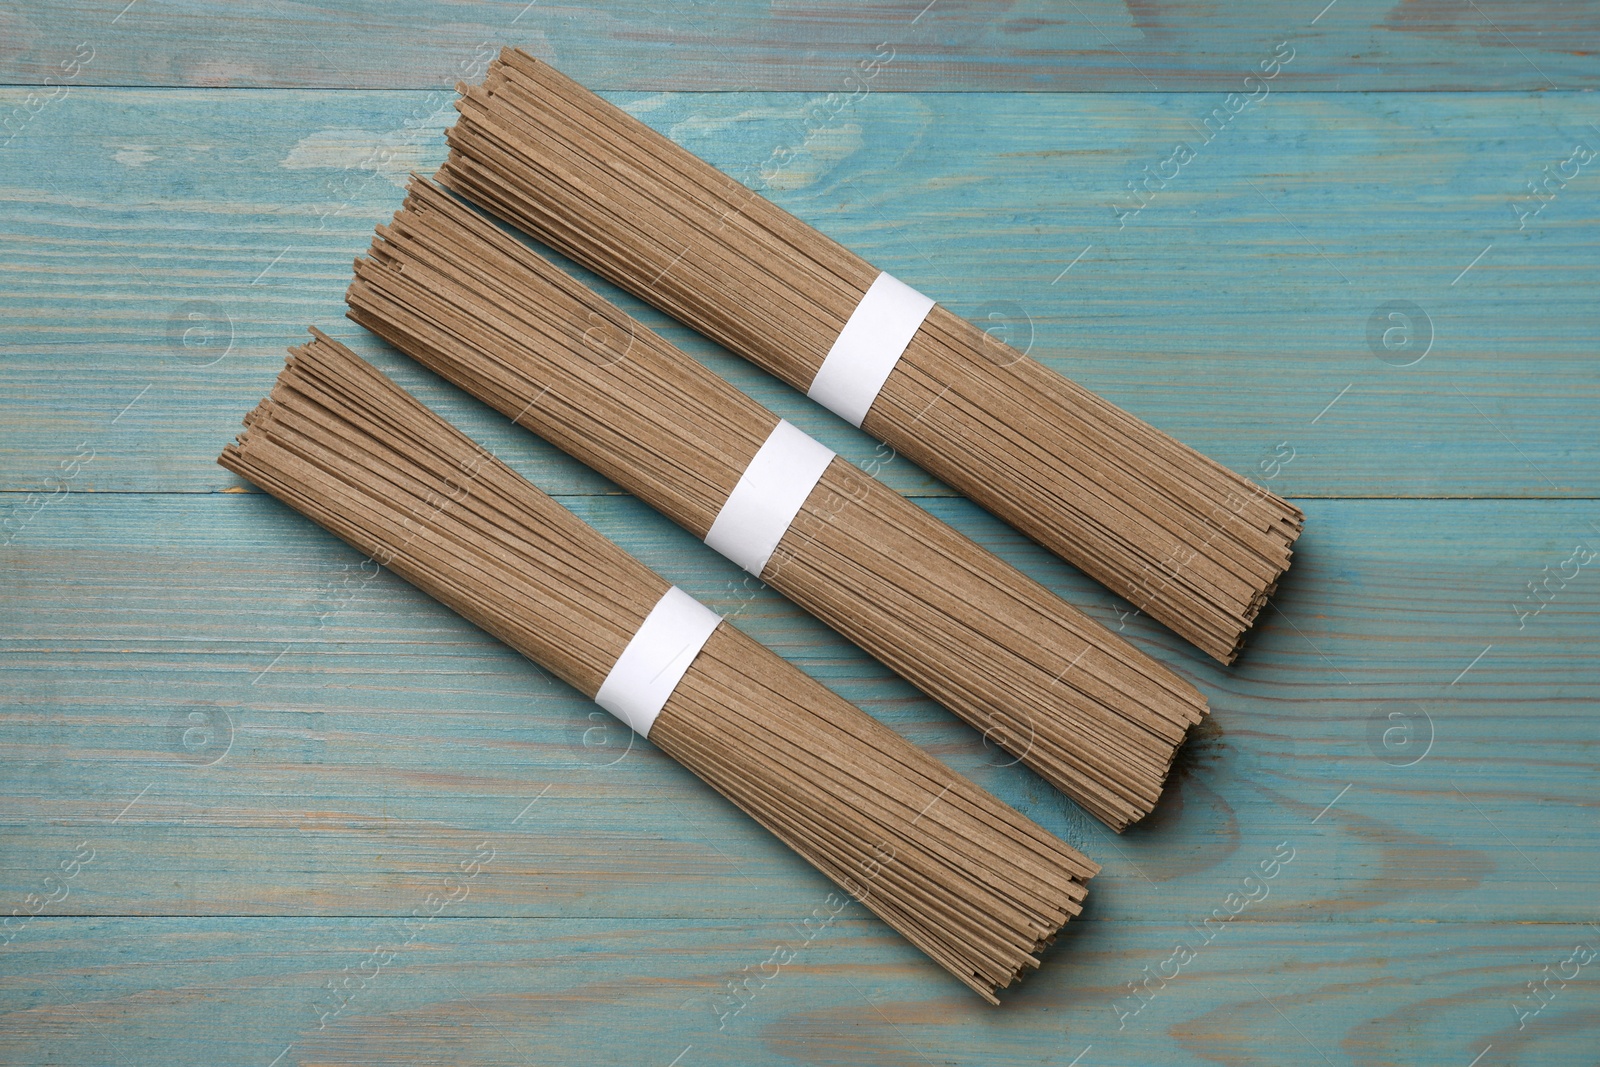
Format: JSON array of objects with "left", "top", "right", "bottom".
[
  {"left": 2, "top": 90, "right": 1596, "bottom": 497},
  {"left": 3, "top": 494, "right": 1595, "bottom": 925},
  {"left": 3, "top": 0, "right": 1598, "bottom": 90},
  {"left": 1, "top": 36, "right": 1597, "bottom": 1064},
  {"left": 3, "top": 917, "right": 1598, "bottom": 1065}
]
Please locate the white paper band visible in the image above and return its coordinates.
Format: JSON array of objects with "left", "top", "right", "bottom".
[
  {"left": 704, "top": 419, "right": 836, "bottom": 577},
  {"left": 807, "top": 271, "right": 935, "bottom": 428},
  {"left": 594, "top": 586, "right": 721, "bottom": 738}
]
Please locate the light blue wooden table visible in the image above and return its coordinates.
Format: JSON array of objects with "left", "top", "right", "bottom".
[{"left": 3, "top": 3, "right": 1598, "bottom": 1065}]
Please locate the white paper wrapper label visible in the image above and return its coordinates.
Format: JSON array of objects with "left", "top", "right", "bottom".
[
  {"left": 704, "top": 419, "right": 836, "bottom": 577},
  {"left": 595, "top": 586, "right": 721, "bottom": 738},
  {"left": 807, "top": 271, "right": 935, "bottom": 428}
]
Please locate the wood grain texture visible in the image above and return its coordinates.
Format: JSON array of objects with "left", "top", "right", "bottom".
[
  {"left": 2, "top": 90, "right": 1597, "bottom": 498},
  {"left": 3, "top": 0, "right": 1599, "bottom": 90},
  {"left": 3, "top": 493, "right": 1595, "bottom": 925},
  {"left": 4, "top": 918, "right": 1600, "bottom": 1066},
  {"left": 4, "top": 22, "right": 1599, "bottom": 1063}
]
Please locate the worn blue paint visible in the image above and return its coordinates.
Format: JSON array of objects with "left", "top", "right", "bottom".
[
  {"left": 2, "top": 15, "right": 1599, "bottom": 1066},
  {"left": 4, "top": 1, "right": 1599, "bottom": 90},
  {"left": 2, "top": 89, "right": 1596, "bottom": 499}
]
